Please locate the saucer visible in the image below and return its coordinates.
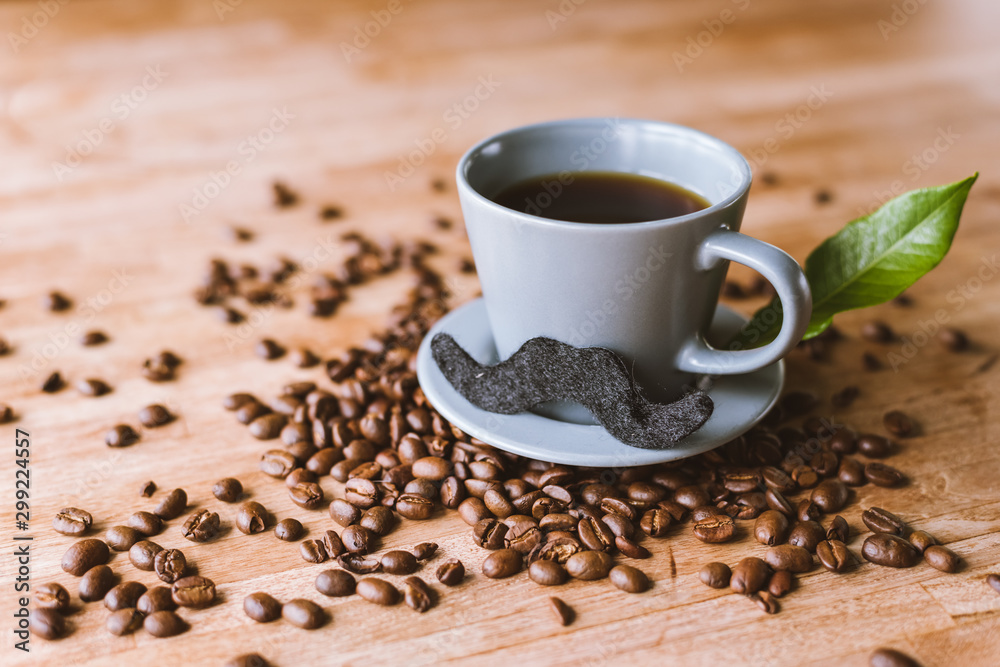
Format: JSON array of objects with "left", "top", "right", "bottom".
[{"left": 416, "top": 298, "right": 783, "bottom": 467}]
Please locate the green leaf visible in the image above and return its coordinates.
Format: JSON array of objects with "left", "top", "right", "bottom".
[{"left": 735, "top": 174, "right": 978, "bottom": 348}]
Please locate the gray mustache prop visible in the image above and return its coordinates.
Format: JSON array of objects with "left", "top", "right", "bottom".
[{"left": 431, "top": 333, "right": 714, "bottom": 450}]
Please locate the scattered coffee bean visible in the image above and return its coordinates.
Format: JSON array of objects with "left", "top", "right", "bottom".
[
  {"left": 838, "top": 457, "right": 867, "bottom": 486},
  {"left": 827, "top": 515, "right": 850, "bottom": 543},
  {"left": 300, "top": 539, "right": 328, "bottom": 564},
  {"left": 45, "top": 290, "right": 72, "bottom": 312},
  {"left": 862, "top": 320, "right": 894, "bottom": 343},
  {"left": 62, "top": 538, "right": 110, "bottom": 576},
  {"left": 862, "top": 534, "right": 921, "bottom": 568},
  {"left": 396, "top": 493, "right": 435, "bottom": 520},
  {"left": 105, "top": 424, "right": 140, "bottom": 448},
  {"left": 565, "top": 550, "right": 613, "bottom": 581},
  {"left": 80, "top": 330, "right": 108, "bottom": 346},
  {"left": 41, "top": 371, "right": 64, "bottom": 393},
  {"left": 105, "top": 525, "right": 143, "bottom": 551},
  {"left": 483, "top": 548, "right": 523, "bottom": 579},
  {"left": 730, "top": 557, "right": 772, "bottom": 595},
  {"left": 768, "top": 570, "right": 794, "bottom": 597},
  {"left": 866, "top": 462, "right": 906, "bottom": 487},
  {"left": 275, "top": 518, "right": 304, "bottom": 541},
  {"left": 549, "top": 596, "right": 574, "bottom": 626},
  {"left": 172, "top": 575, "right": 216, "bottom": 608},
  {"left": 751, "top": 591, "right": 780, "bottom": 614},
  {"left": 244, "top": 592, "right": 282, "bottom": 622},
  {"left": 144, "top": 610, "right": 187, "bottom": 638},
  {"left": 154, "top": 549, "right": 187, "bottom": 583},
  {"left": 290, "top": 347, "right": 320, "bottom": 368},
  {"left": 610, "top": 564, "right": 650, "bottom": 593},
  {"left": 315, "top": 569, "right": 356, "bottom": 598},
  {"left": 154, "top": 488, "right": 188, "bottom": 520},
  {"left": 29, "top": 608, "right": 66, "bottom": 640},
  {"left": 76, "top": 378, "right": 111, "bottom": 397},
  {"left": 764, "top": 545, "right": 813, "bottom": 573},
  {"left": 289, "top": 482, "right": 325, "bottom": 510},
  {"left": 529, "top": 559, "right": 568, "bottom": 586},
  {"left": 224, "top": 393, "right": 257, "bottom": 411},
  {"left": 754, "top": 510, "right": 790, "bottom": 546},
  {"left": 213, "top": 477, "right": 243, "bottom": 503},
  {"left": 412, "top": 542, "right": 438, "bottom": 561},
  {"left": 129, "top": 540, "right": 163, "bottom": 571},
  {"left": 338, "top": 553, "right": 382, "bottom": 574},
  {"left": 79, "top": 564, "right": 116, "bottom": 601},
  {"left": 938, "top": 328, "right": 969, "bottom": 352},
  {"left": 256, "top": 338, "right": 286, "bottom": 360},
  {"left": 236, "top": 501, "right": 268, "bottom": 534},
  {"left": 437, "top": 559, "right": 465, "bottom": 586},
  {"left": 788, "top": 521, "right": 826, "bottom": 553},
  {"left": 923, "top": 545, "right": 961, "bottom": 573},
  {"left": 817, "top": 539, "right": 853, "bottom": 573},
  {"left": 869, "top": 648, "right": 920, "bottom": 667},
  {"left": 403, "top": 576, "right": 436, "bottom": 612},
  {"left": 862, "top": 507, "right": 908, "bottom": 536},
  {"left": 857, "top": 434, "right": 892, "bottom": 458},
  {"left": 127, "top": 511, "right": 163, "bottom": 536},
  {"left": 138, "top": 404, "right": 175, "bottom": 428},
  {"left": 0, "top": 403, "right": 13, "bottom": 423},
  {"left": 226, "top": 654, "right": 271, "bottom": 667},
  {"left": 137, "top": 586, "right": 176, "bottom": 614},
  {"left": 35, "top": 582, "right": 71, "bottom": 612},
  {"left": 796, "top": 499, "right": 821, "bottom": 523},
  {"left": 53, "top": 507, "right": 93, "bottom": 536},
  {"left": 357, "top": 577, "right": 401, "bottom": 606},
  {"left": 106, "top": 609, "right": 144, "bottom": 636},
  {"left": 693, "top": 515, "right": 736, "bottom": 543},
  {"left": 182, "top": 509, "right": 220, "bottom": 542},
  {"left": 104, "top": 581, "right": 147, "bottom": 611},
  {"left": 249, "top": 413, "right": 287, "bottom": 440},
  {"left": 811, "top": 479, "right": 849, "bottom": 513},
  {"left": 908, "top": 530, "right": 937, "bottom": 554},
  {"left": 381, "top": 550, "right": 419, "bottom": 575},
  {"left": 699, "top": 562, "right": 731, "bottom": 589},
  {"left": 883, "top": 410, "right": 916, "bottom": 438}
]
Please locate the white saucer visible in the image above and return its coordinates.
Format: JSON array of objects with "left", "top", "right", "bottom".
[{"left": 416, "top": 298, "right": 783, "bottom": 467}]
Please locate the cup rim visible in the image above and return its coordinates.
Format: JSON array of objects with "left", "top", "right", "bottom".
[{"left": 455, "top": 117, "right": 752, "bottom": 229}]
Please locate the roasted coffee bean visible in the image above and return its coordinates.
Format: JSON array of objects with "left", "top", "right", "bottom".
[
  {"left": 35, "top": 582, "right": 71, "bottom": 612},
  {"left": 154, "top": 488, "right": 188, "bottom": 520},
  {"left": 484, "top": 488, "right": 515, "bottom": 518},
  {"left": 787, "top": 521, "right": 826, "bottom": 553},
  {"left": 754, "top": 510, "right": 790, "bottom": 546},
  {"left": 223, "top": 393, "right": 256, "bottom": 411},
  {"left": 410, "top": 542, "right": 438, "bottom": 562},
  {"left": 721, "top": 468, "right": 761, "bottom": 494},
  {"left": 256, "top": 338, "right": 286, "bottom": 360},
  {"left": 699, "top": 562, "right": 732, "bottom": 589},
  {"left": 360, "top": 506, "right": 396, "bottom": 536},
  {"left": 764, "top": 489, "right": 795, "bottom": 518},
  {"left": 29, "top": 608, "right": 66, "bottom": 640},
  {"left": 0, "top": 404, "right": 14, "bottom": 423},
  {"left": 226, "top": 655, "right": 271, "bottom": 667},
  {"left": 318, "top": 530, "right": 344, "bottom": 558},
  {"left": 869, "top": 648, "right": 921, "bottom": 667},
  {"left": 154, "top": 549, "right": 187, "bottom": 583},
  {"left": 356, "top": 577, "right": 401, "bottom": 606},
  {"left": 797, "top": 499, "right": 822, "bottom": 522},
  {"left": 307, "top": 448, "right": 342, "bottom": 476},
  {"left": 862, "top": 534, "right": 921, "bottom": 568},
  {"left": 138, "top": 404, "right": 174, "bottom": 428},
  {"left": 692, "top": 515, "right": 736, "bottom": 543},
  {"left": 761, "top": 467, "right": 797, "bottom": 494},
  {"left": 127, "top": 511, "right": 162, "bottom": 536},
  {"left": 105, "top": 525, "right": 143, "bottom": 551},
  {"left": 986, "top": 574, "right": 1000, "bottom": 595},
  {"left": 474, "top": 518, "right": 509, "bottom": 550},
  {"left": 79, "top": 564, "right": 115, "bottom": 601},
  {"left": 106, "top": 608, "right": 144, "bottom": 636},
  {"left": 236, "top": 401, "right": 270, "bottom": 425},
  {"left": 410, "top": 455, "right": 451, "bottom": 480},
  {"left": 565, "top": 550, "right": 613, "bottom": 581},
  {"left": 41, "top": 371, "right": 65, "bottom": 393},
  {"left": 236, "top": 501, "right": 268, "bottom": 534},
  {"left": 137, "top": 586, "right": 176, "bottom": 614},
  {"left": 765, "top": 545, "right": 814, "bottom": 573},
  {"left": 105, "top": 424, "right": 139, "bottom": 447},
  {"left": 817, "top": 539, "right": 853, "bottom": 573},
  {"left": 865, "top": 462, "right": 906, "bottom": 487},
  {"left": 182, "top": 510, "right": 220, "bottom": 542},
  {"left": 540, "top": 513, "right": 578, "bottom": 532},
  {"left": 811, "top": 479, "right": 849, "bottom": 513},
  {"left": 62, "top": 538, "right": 110, "bottom": 576},
  {"left": 275, "top": 518, "right": 304, "bottom": 541},
  {"left": 76, "top": 378, "right": 111, "bottom": 397},
  {"left": 730, "top": 557, "right": 772, "bottom": 595},
  {"left": 380, "top": 550, "right": 419, "bottom": 575},
  {"left": 529, "top": 559, "right": 568, "bottom": 586},
  {"left": 341, "top": 525, "right": 373, "bottom": 554},
  {"left": 862, "top": 320, "right": 894, "bottom": 343},
  {"left": 751, "top": 591, "right": 780, "bottom": 614},
  {"left": 827, "top": 515, "right": 851, "bottom": 543},
  {"left": 549, "top": 596, "right": 574, "bottom": 626},
  {"left": 674, "top": 485, "right": 710, "bottom": 509},
  {"left": 172, "top": 575, "right": 216, "bottom": 608},
  {"left": 838, "top": 457, "right": 867, "bottom": 486},
  {"left": 280, "top": 598, "right": 326, "bottom": 629},
  {"left": 315, "top": 569, "right": 356, "bottom": 597},
  {"left": 602, "top": 512, "right": 634, "bottom": 540},
  {"left": 857, "top": 434, "right": 891, "bottom": 458},
  {"left": 330, "top": 499, "right": 362, "bottom": 526},
  {"left": 828, "top": 428, "right": 858, "bottom": 455},
  {"left": 639, "top": 508, "right": 673, "bottom": 538},
  {"left": 791, "top": 466, "right": 819, "bottom": 489},
  {"left": 213, "top": 478, "right": 243, "bottom": 503},
  {"left": 599, "top": 497, "right": 637, "bottom": 521},
  {"left": 862, "top": 508, "right": 909, "bottom": 536},
  {"left": 139, "top": 480, "right": 156, "bottom": 497},
  {"left": 144, "top": 610, "right": 187, "bottom": 638},
  {"left": 260, "top": 450, "right": 298, "bottom": 478},
  {"left": 627, "top": 481, "right": 667, "bottom": 504},
  {"left": 386, "top": 568, "right": 430, "bottom": 613},
  {"left": 53, "top": 507, "right": 93, "bottom": 536},
  {"left": 104, "top": 581, "right": 147, "bottom": 611},
  {"left": 129, "top": 540, "right": 163, "bottom": 571},
  {"left": 439, "top": 476, "right": 465, "bottom": 509},
  {"left": 300, "top": 539, "right": 328, "bottom": 563},
  {"left": 578, "top": 516, "right": 615, "bottom": 551},
  {"left": 249, "top": 413, "right": 287, "bottom": 440},
  {"left": 80, "top": 329, "right": 108, "bottom": 346},
  {"left": 243, "top": 592, "right": 282, "bottom": 622},
  {"left": 938, "top": 327, "right": 970, "bottom": 352},
  {"left": 437, "top": 559, "right": 465, "bottom": 586},
  {"left": 615, "top": 536, "right": 650, "bottom": 559},
  {"left": 768, "top": 570, "right": 794, "bottom": 597},
  {"left": 610, "top": 564, "right": 650, "bottom": 593},
  {"left": 483, "top": 548, "right": 523, "bottom": 579},
  {"left": 924, "top": 545, "right": 961, "bottom": 573},
  {"left": 883, "top": 410, "right": 916, "bottom": 438},
  {"left": 344, "top": 478, "right": 380, "bottom": 508},
  {"left": 396, "top": 493, "right": 434, "bottom": 520},
  {"left": 289, "top": 482, "right": 325, "bottom": 510},
  {"left": 908, "top": 530, "right": 937, "bottom": 554}
]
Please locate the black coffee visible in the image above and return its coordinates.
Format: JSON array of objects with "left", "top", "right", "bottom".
[{"left": 491, "top": 171, "right": 709, "bottom": 223}]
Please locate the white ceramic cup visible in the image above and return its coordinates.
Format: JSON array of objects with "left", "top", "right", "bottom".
[{"left": 456, "top": 118, "right": 811, "bottom": 422}]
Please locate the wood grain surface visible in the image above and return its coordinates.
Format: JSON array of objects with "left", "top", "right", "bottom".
[{"left": 2, "top": 1, "right": 999, "bottom": 665}]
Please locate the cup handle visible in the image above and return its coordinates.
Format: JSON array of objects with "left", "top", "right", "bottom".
[{"left": 676, "top": 228, "right": 812, "bottom": 375}]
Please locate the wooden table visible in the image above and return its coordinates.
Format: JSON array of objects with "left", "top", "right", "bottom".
[{"left": 2, "top": 0, "right": 999, "bottom": 664}]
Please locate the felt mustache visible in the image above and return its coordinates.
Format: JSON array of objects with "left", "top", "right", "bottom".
[{"left": 431, "top": 333, "right": 714, "bottom": 450}]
